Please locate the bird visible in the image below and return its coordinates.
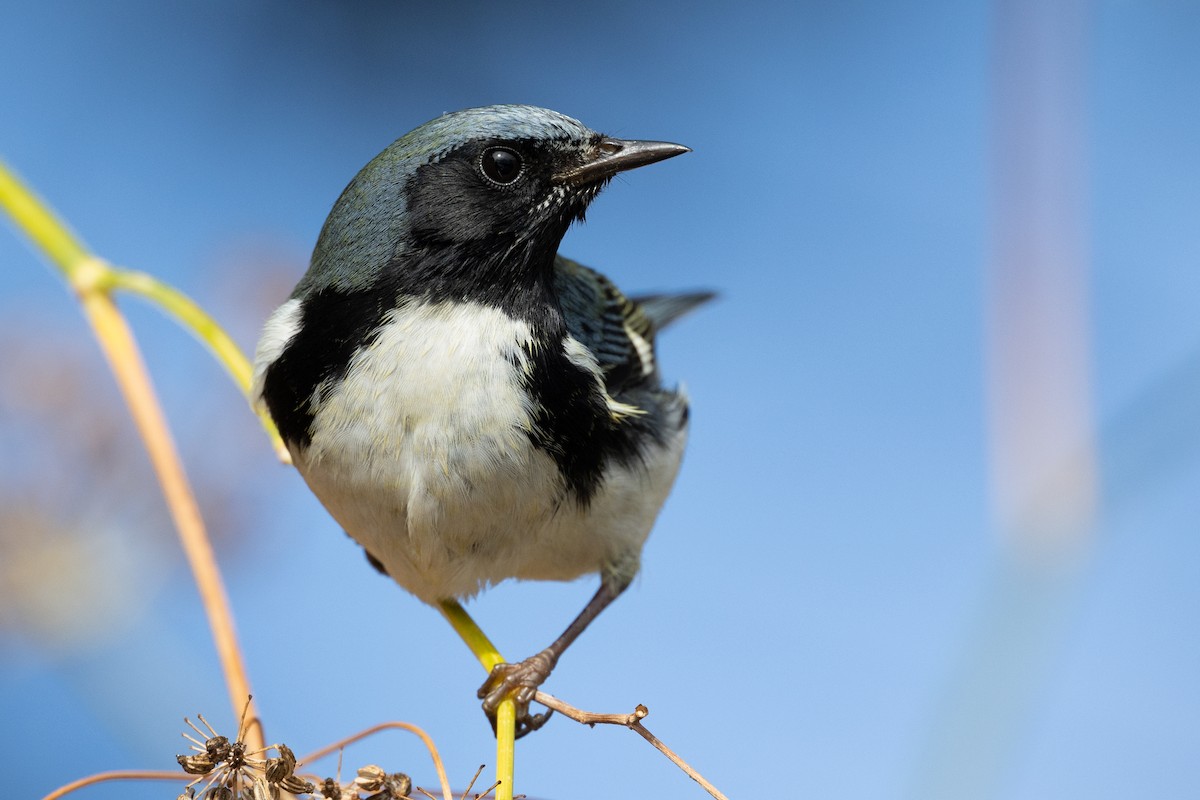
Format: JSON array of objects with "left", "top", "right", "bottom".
[{"left": 250, "top": 104, "right": 710, "bottom": 736}]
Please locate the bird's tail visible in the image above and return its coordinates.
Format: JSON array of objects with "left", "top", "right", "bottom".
[
  {"left": 633, "top": 291, "right": 715, "bottom": 331},
  {"left": 630, "top": 291, "right": 716, "bottom": 333}
]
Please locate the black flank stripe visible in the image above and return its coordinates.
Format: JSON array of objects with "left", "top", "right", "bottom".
[
  {"left": 262, "top": 281, "right": 401, "bottom": 449},
  {"left": 521, "top": 335, "right": 647, "bottom": 505}
]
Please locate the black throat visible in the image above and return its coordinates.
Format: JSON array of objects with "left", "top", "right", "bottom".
[
  {"left": 260, "top": 235, "right": 563, "bottom": 447},
  {"left": 399, "top": 232, "right": 566, "bottom": 332}
]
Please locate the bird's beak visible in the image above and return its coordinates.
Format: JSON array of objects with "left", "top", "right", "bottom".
[{"left": 553, "top": 138, "right": 691, "bottom": 185}]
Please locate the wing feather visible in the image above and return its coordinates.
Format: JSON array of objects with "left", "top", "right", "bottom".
[{"left": 553, "top": 255, "right": 711, "bottom": 393}]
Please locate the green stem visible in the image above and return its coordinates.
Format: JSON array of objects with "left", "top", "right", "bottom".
[
  {"left": 107, "top": 269, "right": 288, "bottom": 458},
  {"left": 109, "top": 270, "right": 253, "bottom": 391}
]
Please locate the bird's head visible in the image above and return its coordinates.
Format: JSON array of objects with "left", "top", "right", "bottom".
[{"left": 299, "top": 105, "right": 689, "bottom": 296}]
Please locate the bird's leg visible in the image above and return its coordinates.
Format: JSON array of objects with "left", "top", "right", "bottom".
[{"left": 479, "top": 575, "right": 630, "bottom": 738}]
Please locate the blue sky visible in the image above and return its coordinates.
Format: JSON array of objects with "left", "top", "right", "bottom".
[{"left": 2, "top": 2, "right": 1198, "bottom": 799}]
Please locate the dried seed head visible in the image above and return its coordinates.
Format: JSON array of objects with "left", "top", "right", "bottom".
[
  {"left": 320, "top": 777, "right": 342, "bottom": 799},
  {"left": 205, "top": 735, "right": 232, "bottom": 762},
  {"left": 282, "top": 774, "right": 316, "bottom": 795},
  {"left": 225, "top": 740, "right": 248, "bottom": 771},
  {"left": 265, "top": 743, "right": 298, "bottom": 782},
  {"left": 249, "top": 777, "right": 274, "bottom": 800},
  {"left": 389, "top": 772, "right": 413, "bottom": 798},
  {"left": 177, "top": 753, "right": 217, "bottom": 775},
  {"left": 363, "top": 772, "right": 413, "bottom": 800},
  {"left": 356, "top": 765, "right": 386, "bottom": 792},
  {"left": 208, "top": 787, "right": 234, "bottom": 800}
]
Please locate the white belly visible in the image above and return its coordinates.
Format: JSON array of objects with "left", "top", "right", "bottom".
[{"left": 287, "top": 300, "right": 686, "bottom": 603}]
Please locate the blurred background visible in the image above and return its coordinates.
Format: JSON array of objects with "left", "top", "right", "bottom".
[{"left": 2, "top": 1, "right": 1198, "bottom": 798}]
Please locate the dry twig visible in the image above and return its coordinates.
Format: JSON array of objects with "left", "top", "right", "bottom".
[
  {"left": 41, "top": 770, "right": 186, "bottom": 800},
  {"left": 534, "top": 692, "right": 729, "bottom": 800}
]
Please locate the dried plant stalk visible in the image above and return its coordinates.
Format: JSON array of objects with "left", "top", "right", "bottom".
[
  {"left": 41, "top": 770, "right": 186, "bottom": 800},
  {"left": 297, "top": 720, "right": 454, "bottom": 800},
  {"left": 535, "top": 692, "right": 729, "bottom": 800}
]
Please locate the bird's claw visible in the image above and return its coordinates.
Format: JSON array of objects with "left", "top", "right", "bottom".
[{"left": 478, "top": 650, "right": 558, "bottom": 738}]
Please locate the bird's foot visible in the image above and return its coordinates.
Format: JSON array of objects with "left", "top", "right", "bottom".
[{"left": 478, "top": 649, "right": 558, "bottom": 739}]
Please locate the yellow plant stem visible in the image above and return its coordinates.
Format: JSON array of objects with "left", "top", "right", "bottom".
[
  {"left": 106, "top": 269, "right": 289, "bottom": 462},
  {"left": 439, "top": 600, "right": 517, "bottom": 800},
  {"left": 0, "top": 163, "right": 89, "bottom": 269},
  {"left": 0, "top": 162, "right": 264, "bottom": 751},
  {"left": 110, "top": 270, "right": 253, "bottom": 389}
]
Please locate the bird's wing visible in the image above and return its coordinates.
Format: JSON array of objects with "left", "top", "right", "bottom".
[{"left": 553, "top": 255, "right": 712, "bottom": 392}]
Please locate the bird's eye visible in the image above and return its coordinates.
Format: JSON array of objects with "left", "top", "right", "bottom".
[{"left": 480, "top": 147, "right": 524, "bottom": 186}]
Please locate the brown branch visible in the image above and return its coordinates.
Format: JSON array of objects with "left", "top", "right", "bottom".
[
  {"left": 296, "top": 720, "right": 453, "bottom": 800},
  {"left": 42, "top": 770, "right": 186, "bottom": 800},
  {"left": 534, "top": 692, "right": 729, "bottom": 800}
]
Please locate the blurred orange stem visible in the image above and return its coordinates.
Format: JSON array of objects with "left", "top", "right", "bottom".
[
  {"left": 0, "top": 161, "right": 264, "bottom": 751},
  {"left": 78, "top": 284, "right": 264, "bottom": 748}
]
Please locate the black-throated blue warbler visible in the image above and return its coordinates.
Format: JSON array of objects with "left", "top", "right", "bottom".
[{"left": 251, "top": 105, "right": 709, "bottom": 735}]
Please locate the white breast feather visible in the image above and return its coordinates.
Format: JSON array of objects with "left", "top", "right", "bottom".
[{"left": 268, "top": 299, "right": 687, "bottom": 603}]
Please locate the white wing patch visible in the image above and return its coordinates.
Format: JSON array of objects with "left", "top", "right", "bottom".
[
  {"left": 624, "top": 323, "right": 655, "bottom": 379},
  {"left": 562, "top": 335, "right": 645, "bottom": 420}
]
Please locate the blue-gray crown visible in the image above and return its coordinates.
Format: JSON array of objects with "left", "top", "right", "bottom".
[
  {"left": 402, "top": 105, "right": 594, "bottom": 159},
  {"left": 297, "top": 105, "right": 597, "bottom": 294}
]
